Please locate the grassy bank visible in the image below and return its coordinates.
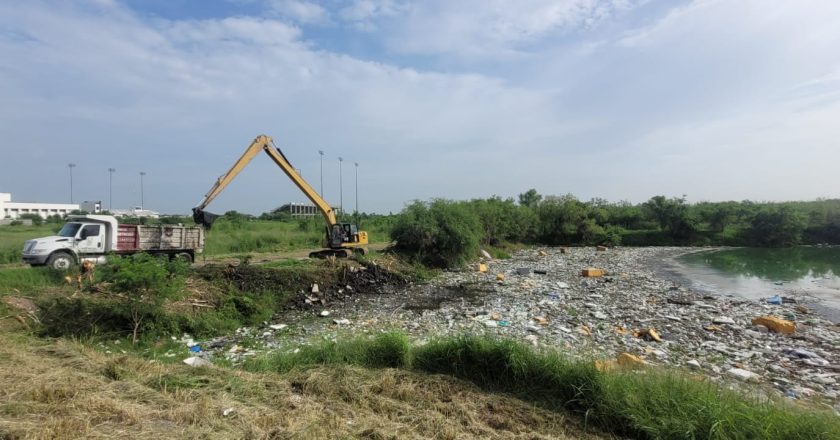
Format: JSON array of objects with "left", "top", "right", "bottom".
[
  {"left": 244, "top": 333, "right": 840, "bottom": 440},
  {"left": 3, "top": 254, "right": 409, "bottom": 343},
  {"left": 0, "top": 332, "right": 597, "bottom": 440}
]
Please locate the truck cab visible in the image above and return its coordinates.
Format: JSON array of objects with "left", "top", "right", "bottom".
[{"left": 22, "top": 215, "right": 115, "bottom": 270}]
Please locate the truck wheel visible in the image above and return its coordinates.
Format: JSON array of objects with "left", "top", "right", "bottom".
[
  {"left": 47, "top": 252, "right": 75, "bottom": 270},
  {"left": 174, "top": 252, "right": 194, "bottom": 264}
]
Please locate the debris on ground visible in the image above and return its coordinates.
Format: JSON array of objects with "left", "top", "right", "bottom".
[
  {"left": 186, "top": 247, "right": 840, "bottom": 411},
  {"left": 751, "top": 316, "right": 796, "bottom": 334},
  {"left": 581, "top": 268, "right": 604, "bottom": 277},
  {"left": 183, "top": 356, "right": 212, "bottom": 367}
]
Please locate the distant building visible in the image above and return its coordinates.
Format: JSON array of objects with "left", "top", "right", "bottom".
[
  {"left": 0, "top": 192, "right": 79, "bottom": 219},
  {"left": 111, "top": 207, "right": 160, "bottom": 219},
  {"left": 80, "top": 200, "right": 102, "bottom": 214},
  {"left": 277, "top": 202, "right": 342, "bottom": 218}
]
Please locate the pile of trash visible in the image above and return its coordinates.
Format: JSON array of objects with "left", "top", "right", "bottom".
[{"left": 187, "top": 247, "right": 840, "bottom": 410}]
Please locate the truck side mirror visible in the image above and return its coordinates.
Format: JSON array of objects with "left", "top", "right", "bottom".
[{"left": 79, "top": 230, "right": 88, "bottom": 240}]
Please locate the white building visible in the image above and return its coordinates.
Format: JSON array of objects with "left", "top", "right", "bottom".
[
  {"left": 111, "top": 207, "right": 160, "bottom": 219},
  {"left": 0, "top": 192, "right": 79, "bottom": 220},
  {"left": 277, "top": 202, "right": 343, "bottom": 217}
]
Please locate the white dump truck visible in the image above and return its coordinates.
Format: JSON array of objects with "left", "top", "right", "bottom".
[{"left": 22, "top": 215, "right": 205, "bottom": 270}]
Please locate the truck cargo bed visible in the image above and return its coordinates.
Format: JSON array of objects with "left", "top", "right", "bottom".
[{"left": 116, "top": 224, "right": 204, "bottom": 253}]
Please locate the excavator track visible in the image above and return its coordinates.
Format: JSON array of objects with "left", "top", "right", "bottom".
[{"left": 308, "top": 249, "right": 350, "bottom": 259}]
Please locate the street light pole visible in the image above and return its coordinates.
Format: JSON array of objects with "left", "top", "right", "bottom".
[
  {"left": 338, "top": 157, "right": 343, "bottom": 215},
  {"left": 354, "top": 162, "right": 359, "bottom": 215},
  {"left": 139, "top": 172, "right": 146, "bottom": 210},
  {"left": 108, "top": 168, "right": 115, "bottom": 211},
  {"left": 318, "top": 150, "right": 324, "bottom": 197},
  {"left": 68, "top": 163, "right": 76, "bottom": 204}
]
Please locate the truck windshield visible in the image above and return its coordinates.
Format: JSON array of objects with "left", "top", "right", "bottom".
[{"left": 57, "top": 223, "right": 82, "bottom": 237}]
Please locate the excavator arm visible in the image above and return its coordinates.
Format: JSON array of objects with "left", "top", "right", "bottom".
[{"left": 193, "top": 135, "right": 337, "bottom": 228}]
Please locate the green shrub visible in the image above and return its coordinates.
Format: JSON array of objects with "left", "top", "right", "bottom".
[
  {"left": 390, "top": 200, "right": 482, "bottom": 268},
  {"left": 39, "top": 295, "right": 179, "bottom": 340},
  {"left": 49, "top": 253, "right": 188, "bottom": 342},
  {"left": 18, "top": 214, "right": 44, "bottom": 226}
]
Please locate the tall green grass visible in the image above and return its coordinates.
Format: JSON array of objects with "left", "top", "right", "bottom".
[
  {"left": 204, "top": 218, "right": 392, "bottom": 255},
  {"left": 204, "top": 220, "right": 323, "bottom": 255},
  {"left": 0, "top": 267, "right": 67, "bottom": 291},
  {"left": 243, "top": 333, "right": 840, "bottom": 440},
  {"left": 243, "top": 332, "right": 411, "bottom": 374},
  {"left": 0, "top": 224, "right": 58, "bottom": 264}
]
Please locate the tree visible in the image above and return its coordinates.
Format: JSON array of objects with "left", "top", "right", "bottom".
[
  {"left": 745, "top": 207, "right": 806, "bottom": 247},
  {"left": 696, "top": 202, "right": 737, "bottom": 233},
  {"left": 518, "top": 189, "right": 542, "bottom": 209},
  {"left": 642, "top": 195, "right": 697, "bottom": 240},
  {"left": 536, "top": 194, "right": 588, "bottom": 244},
  {"left": 467, "top": 197, "right": 536, "bottom": 245}
]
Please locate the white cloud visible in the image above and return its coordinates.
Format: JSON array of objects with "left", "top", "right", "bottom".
[
  {"left": 267, "top": 0, "right": 330, "bottom": 24},
  {"left": 0, "top": 1, "right": 571, "bottom": 213},
  {"left": 1, "top": 0, "right": 839, "bottom": 213},
  {"left": 382, "top": 0, "right": 645, "bottom": 57},
  {"left": 339, "top": 0, "right": 404, "bottom": 30}
]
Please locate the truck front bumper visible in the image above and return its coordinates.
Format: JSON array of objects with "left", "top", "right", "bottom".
[{"left": 22, "top": 254, "right": 49, "bottom": 265}]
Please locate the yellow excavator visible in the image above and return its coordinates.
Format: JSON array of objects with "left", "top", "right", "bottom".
[{"left": 193, "top": 135, "right": 368, "bottom": 258}]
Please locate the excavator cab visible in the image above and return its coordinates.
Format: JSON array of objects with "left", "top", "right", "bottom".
[{"left": 327, "top": 223, "right": 362, "bottom": 247}]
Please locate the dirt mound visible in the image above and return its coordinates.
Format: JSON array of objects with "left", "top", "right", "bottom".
[{"left": 195, "top": 260, "right": 408, "bottom": 310}]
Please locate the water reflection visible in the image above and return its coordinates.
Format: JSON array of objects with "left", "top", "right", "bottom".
[{"left": 681, "top": 247, "right": 840, "bottom": 282}]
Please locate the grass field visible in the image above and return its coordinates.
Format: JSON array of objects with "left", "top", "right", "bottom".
[{"left": 0, "top": 224, "right": 57, "bottom": 264}]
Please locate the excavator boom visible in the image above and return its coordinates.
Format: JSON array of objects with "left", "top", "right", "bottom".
[
  {"left": 193, "top": 135, "right": 367, "bottom": 255},
  {"left": 193, "top": 135, "right": 337, "bottom": 227}
]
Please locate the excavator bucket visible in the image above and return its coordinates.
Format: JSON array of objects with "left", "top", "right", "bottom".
[{"left": 192, "top": 208, "right": 220, "bottom": 228}]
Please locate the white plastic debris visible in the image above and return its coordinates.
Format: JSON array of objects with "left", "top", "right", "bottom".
[
  {"left": 183, "top": 356, "right": 212, "bottom": 367},
  {"left": 727, "top": 368, "right": 760, "bottom": 382}
]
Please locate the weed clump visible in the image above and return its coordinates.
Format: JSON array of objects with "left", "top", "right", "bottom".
[{"left": 244, "top": 332, "right": 411, "bottom": 373}]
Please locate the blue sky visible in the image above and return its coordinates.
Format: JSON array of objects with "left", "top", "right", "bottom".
[{"left": 1, "top": 0, "right": 839, "bottom": 215}]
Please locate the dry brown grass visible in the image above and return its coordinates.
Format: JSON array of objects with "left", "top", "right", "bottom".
[{"left": 0, "top": 334, "right": 609, "bottom": 439}]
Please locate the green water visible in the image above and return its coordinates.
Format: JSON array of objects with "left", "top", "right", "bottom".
[
  {"left": 677, "top": 246, "right": 840, "bottom": 307},
  {"left": 681, "top": 247, "right": 840, "bottom": 282}
]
